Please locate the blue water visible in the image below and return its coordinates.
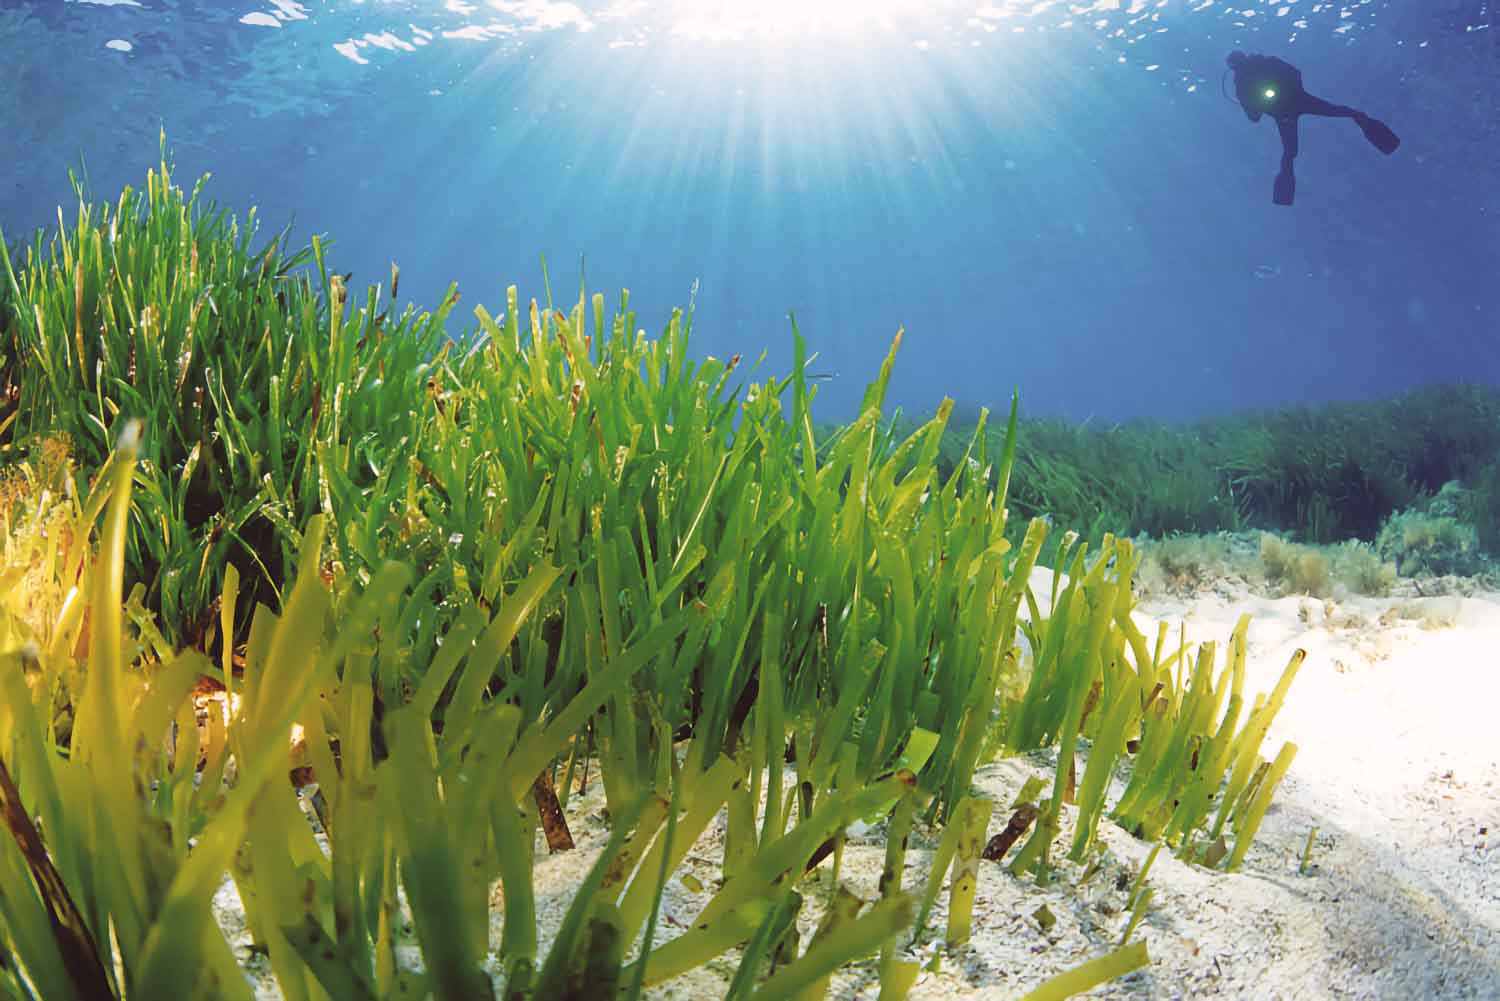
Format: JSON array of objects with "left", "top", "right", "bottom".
[{"left": 2, "top": 1, "right": 1495, "bottom": 424}]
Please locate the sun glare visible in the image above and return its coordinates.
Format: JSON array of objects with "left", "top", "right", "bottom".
[{"left": 667, "top": 0, "right": 929, "bottom": 40}]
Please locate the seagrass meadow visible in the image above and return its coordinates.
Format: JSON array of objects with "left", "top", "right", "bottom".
[{"left": 0, "top": 153, "right": 1309, "bottom": 1000}]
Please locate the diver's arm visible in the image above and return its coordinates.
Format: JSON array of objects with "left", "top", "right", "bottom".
[{"left": 1233, "top": 74, "right": 1262, "bottom": 121}]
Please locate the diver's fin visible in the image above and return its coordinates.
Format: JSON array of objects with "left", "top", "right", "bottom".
[
  {"left": 1273, "top": 169, "right": 1295, "bottom": 206},
  {"left": 1357, "top": 114, "right": 1400, "bottom": 155}
]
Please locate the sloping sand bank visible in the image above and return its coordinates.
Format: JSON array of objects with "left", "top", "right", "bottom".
[{"left": 1065, "top": 584, "right": 1500, "bottom": 1000}]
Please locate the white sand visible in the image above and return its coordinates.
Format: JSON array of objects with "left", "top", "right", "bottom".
[
  {"left": 1078, "top": 582, "right": 1500, "bottom": 1000},
  {"left": 217, "top": 575, "right": 1500, "bottom": 998}
]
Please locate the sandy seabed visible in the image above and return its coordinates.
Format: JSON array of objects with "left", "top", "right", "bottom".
[{"left": 217, "top": 573, "right": 1500, "bottom": 999}]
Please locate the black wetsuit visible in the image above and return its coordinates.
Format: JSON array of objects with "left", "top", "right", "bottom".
[{"left": 1229, "top": 52, "right": 1399, "bottom": 205}]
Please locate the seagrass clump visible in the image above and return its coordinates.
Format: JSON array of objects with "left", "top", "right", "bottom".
[{"left": 0, "top": 152, "right": 1308, "bottom": 1000}]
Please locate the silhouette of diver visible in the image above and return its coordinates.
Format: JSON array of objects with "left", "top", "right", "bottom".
[{"left": 1225, "top": 51, "right": 1400, "bottom": 206}]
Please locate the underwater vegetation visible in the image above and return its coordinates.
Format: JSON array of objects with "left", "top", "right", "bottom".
[
  {"left": 1127, "top": 531, "right": 1402, "bottom": 602},
  {"left": 1256, "top": 533, "right": 1336, "bottom": 599},
  {"left": 0, "top": 149, "right": 1305, "bottom": 999},
  {"left": 1374, "top": 481, "right": 1486, "bottom": 578},
  {"left": 0, "top": 162, "right": 460, "bottom": 650},
  {"left": 907, "top": 385, "right": 1500, "bottom": 563}
]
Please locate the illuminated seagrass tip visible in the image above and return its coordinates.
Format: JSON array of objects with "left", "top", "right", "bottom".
[{"left": 116, "top": 418, "right": 143, "bottom": 452}]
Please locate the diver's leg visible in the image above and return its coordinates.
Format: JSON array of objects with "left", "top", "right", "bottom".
[
  {"left": 1274, "top": 115, "right": 1297, "bottom": 205},
  {"left": 1277, "top": 115, "right": 1300, "bottom": 162},
  {"left": 1301, "top": 92, "right": 1403, "bottom": 154},
  {"left": 1296, "top": 93, "right": 1361, "bottom": 119}
]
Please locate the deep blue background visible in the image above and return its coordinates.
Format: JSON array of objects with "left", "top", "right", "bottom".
[{"left": 2, "top": 1, "right": 1495, "bottom": 424}]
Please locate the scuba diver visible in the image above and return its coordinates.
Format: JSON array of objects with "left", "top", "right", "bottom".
[{"left": 1225, "top": 50, "right": 1400, "bottom": 206}]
